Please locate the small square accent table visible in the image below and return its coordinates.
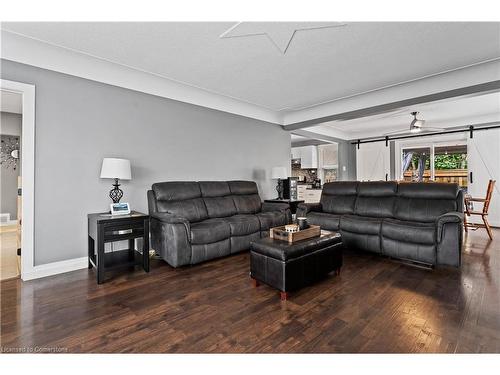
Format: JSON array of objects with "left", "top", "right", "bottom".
[
  {"left": 250, "top": 230, "right": 342, "bottom": 300},
  {"left": 88, "top": 211, "right": 149, "bottom": 284}
]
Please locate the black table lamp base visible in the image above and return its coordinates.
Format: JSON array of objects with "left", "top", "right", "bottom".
[
  {"left": 109, "top": 178, "right": 123, "bottom": 203},
  {"left": 276, "top": 179, "right": 284, "bottom": 200}
]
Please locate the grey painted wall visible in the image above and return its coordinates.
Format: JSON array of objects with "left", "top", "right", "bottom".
[
  {"left": 389, "top": 141, "right": 396, "bottom": 180},
  {"left": 0, "top": 59, "right": 291, "bottom": 266},
  {"left": 338, "top": 141, "right": 356, "bottom": 180},
  {"left": 0, "top": 112, "right": 22, "bottom": 220}
]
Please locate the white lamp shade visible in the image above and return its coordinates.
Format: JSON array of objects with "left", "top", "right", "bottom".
[
  {"left": 100, "top": 158, "right": 132, "bottom": 180},
  {"left": 271, "top": 166, "right": 288, "bottom": 179}
]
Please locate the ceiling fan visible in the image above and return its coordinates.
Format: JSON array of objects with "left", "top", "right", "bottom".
[{"left": 384, "top": 112, "right": 445, "bottom": 135}]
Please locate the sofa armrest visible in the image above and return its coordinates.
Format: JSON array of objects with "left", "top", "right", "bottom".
[
  {"left": 261, "top": 201, "right": 290, "bottom": 212},
  {"left": 150, "top": 212, "right": 192, "bottom": 267},
  {"left": 296, "top": 203, "right": 322, "bottom": 217},
  {"left": 435, "top": 212, "right": 463, "bottom": 267},
  {"left": 150, "top": 212, "right": 190, "bottom": 226},
  {"left": 436, "top": 212, "right": 463, "bottom": 241}
]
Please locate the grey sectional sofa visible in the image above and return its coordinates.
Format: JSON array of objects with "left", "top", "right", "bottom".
[
  {"left": 296, "top": 181, "right": 464, "bottom": 267},
  {"left": 148, "top": 181, "right": 291, "bottom": 267}
]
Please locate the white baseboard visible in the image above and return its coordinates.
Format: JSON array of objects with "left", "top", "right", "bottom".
[{"left": 22, "top": 256, "right": 88, "bottom": 281}]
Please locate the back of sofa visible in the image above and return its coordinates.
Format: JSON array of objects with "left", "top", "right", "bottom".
[
  {"left": 150, "top": 180, "right": 263, "bottom": 221},
  {"left": 152, "top": 181, "right": 208, "bottom": 223},
  {"left": 320, "top": 181, "right": 461, "bottom": 222},
  {"left": 227, "top": 181, "right": 262, "bottom": 214},
  {"left": 199, "top": 181, "right": 236, "bottom": 218},
  {"left": 355, "top": 181, "right": 397, "bottom": 218},
  {"left": 320, "top": 181, "right": 359, "bottom": 215},
  {"left": 394, "top": 182, "right": 461, "bottom": 222}
]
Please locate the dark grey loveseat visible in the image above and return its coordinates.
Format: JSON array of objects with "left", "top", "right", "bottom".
[
  {"left": 148, "top": 181, "right": 291, "bottom": 267},
  {"left": 296, "top": 181, "right": 464, "bottom": 267}
]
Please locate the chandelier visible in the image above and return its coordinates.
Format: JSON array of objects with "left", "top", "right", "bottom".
[{"left": 0, "top": 135, "right": 20, "bottom": 170}]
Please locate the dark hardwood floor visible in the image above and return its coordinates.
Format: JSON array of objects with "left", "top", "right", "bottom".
[{"left": 1, "top": 229, "right": 499, "bottom": 353}]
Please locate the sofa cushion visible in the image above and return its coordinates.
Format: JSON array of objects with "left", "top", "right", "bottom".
[
  {"left": 190, "top": 219, "right": 230, "bottom": 245},
  {"left": 152, "top": 181, "right": 201, "bottom": 201},
  {"left": 228, "top": 180, "right": 259, "bottom": 195},
  {"left": 200, "top": 181, "right": 237, "bottom": 218},
  {"left": 223, "top": 215, "right": 260, "bottom": 236},
  {"left": 232, "top": 195, "right": 262, "bottom": 214},
  {"left": 255, "top": 211, "right": 288, "bottom": 231},
  {"left": 229, "top": 181, "right": 262, "bottom": 214},
  {"left": 321, "top": 181, "right": 359, "bottom": 215},
  {"left": 156, "top": 198, "right": 208, "bottom": 223},
  {"left": 307, "top": 211, "right": 341, "bottom": 231},
  {"left": 199, "top": 181, "right": 231, "bottom": 197},
  {"left": 203, "top": 196, "right": 237, "bottom": 218},
  {"left": 381, "top": 218, "right": 436, "bottom": 245},
  {"left": 341, "top": 215, "right": 382, "bottom": 235},
  {"left": 355, "top": 181, "right": 397, "bottom": 218},
  {"left": 153, "top": 181, "right": 208, "bottom": 223},
  {"left": 394, "top": 183, "right": 458, "bottom": 223},
  {"left": 397, "top": 182, "right": 459, "bottom": 199},
  {"left": 394, "top": 197, "right": 457, "bottom": 223}
]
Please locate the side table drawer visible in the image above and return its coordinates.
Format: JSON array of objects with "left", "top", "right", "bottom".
[{"left": 103, "top": 221, "right": 145, "bottom": 242}]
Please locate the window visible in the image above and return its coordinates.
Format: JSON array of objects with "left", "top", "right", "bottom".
[
  {"left": 433, "top": 145, "right": 467, "bottom": 188},
  {"left": 401, "top": 143, "right": 468, "bottom": 189},
  {"left": 402, "top": 147, "right": 431, "bottom": 182}
]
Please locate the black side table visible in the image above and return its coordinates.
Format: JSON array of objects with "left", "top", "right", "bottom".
[
  {"left": 88, "top": 211, "right": 149, "bottom": 284},
  {"left": 264, "top": 199, "right": 305, "bottom": 215}
]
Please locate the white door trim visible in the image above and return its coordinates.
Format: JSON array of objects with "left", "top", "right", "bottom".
[{"left": 1, "top": 79, "right": 36, "bottom": 281}]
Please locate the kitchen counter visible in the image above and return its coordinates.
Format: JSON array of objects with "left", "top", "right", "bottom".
[{"left": 297, "top": 184, "right": 322, "bottom": 203}]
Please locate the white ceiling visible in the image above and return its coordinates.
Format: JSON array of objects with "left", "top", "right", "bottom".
[
  {"left": 308, "top": 91, "right": 500, "bottom": 139},
  {"left": 2, "top": 22, "right": 500, "bottom": 112},
  {"left": 0, "top": 90, "right": 22, "bottom": 114}
]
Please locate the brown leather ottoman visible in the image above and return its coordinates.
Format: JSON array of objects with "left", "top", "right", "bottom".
[{"left": 250, "top": 231, "right": 342, "bottom": 300}]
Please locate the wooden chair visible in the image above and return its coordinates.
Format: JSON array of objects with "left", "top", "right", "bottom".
[{"left": 464, "top": 179, "right": 496, "bottom": 240}]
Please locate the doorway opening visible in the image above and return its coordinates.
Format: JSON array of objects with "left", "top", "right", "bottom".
[
  {"left": 0, "top": 90, "right": 22, "bottom": 280},
  {"left": 0, "top": 79, "right": 35, "bottom": 281}
]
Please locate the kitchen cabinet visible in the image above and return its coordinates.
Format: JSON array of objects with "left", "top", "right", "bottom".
[
  {"left": 291, "top": 146, "right": 318, "bottom": 169},
  {"left": 304, "top": 189, "right": 322, "bottom": 203},
  {"left": 319, "top": 144, "right": 338, "bottom": 167},
  {"left": 297, "top": 184, "right": 311, "bottom": 200}
]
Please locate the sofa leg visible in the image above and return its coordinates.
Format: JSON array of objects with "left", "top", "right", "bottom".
[
  {"left": 280, "top": 291, "right": 289, "bottom": 301},
  {"left": 251, "top": 278, "right": 260, "bottom": 288}
]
